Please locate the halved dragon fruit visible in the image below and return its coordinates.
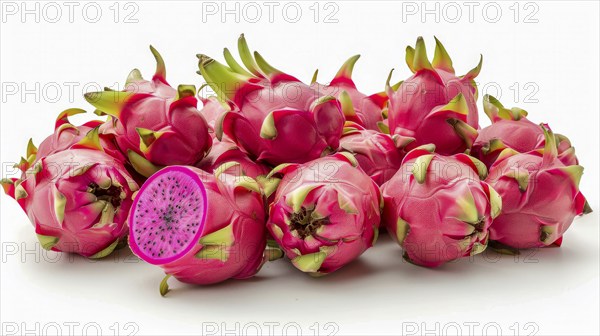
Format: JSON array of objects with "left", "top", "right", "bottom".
[
  {"left": 86, "top": 46, "right": 212, "bottom": 177},
  {"left": 386, "top": 37, "right": 481, "bottom": 155},
  {"left": 2, "top": 148, "right": 138, "bottom": 258},
  {"left": 266, "top": 153, "right": 381, "bottom": 275},
  {"left": 128, "top": 164, "right": 267, "bottom": 293},
  {"left": 198, "top": 34, "right": 344, "bottom": 166},
  {"left": 312, "top": 55, "right": 387, "bottom": 131},
  {"left": 472, "top": 95, "right": 580, "bottom": 168},
  {"left": 381, "top": 145, "right": 501, "bottom": 267},
  {"left": 485, "top": 125, "right": 590, "bottom": 249}
]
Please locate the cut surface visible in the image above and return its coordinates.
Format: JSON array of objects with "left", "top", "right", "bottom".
[{"left": 129, "top": 166, "right": 207, "bottom": 265}]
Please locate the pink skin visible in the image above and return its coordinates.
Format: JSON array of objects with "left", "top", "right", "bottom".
[
  {"left": 486, "top": 146, "right": 587, "bottom": 249},
  {"left": 123, "top": 73, "right": 176, "bottom": 98},
  {"left": 317, "top": 83, "right": 384, "bottom": 131},
  {"left": 199, "top": 38, "right": 344, "bottom": 166},
  {"left": 472, "top": 117, "right": 545, "bottom": 168},
  {"left": 103, "top": 94, "right": 212, "bottom": 166},
  {"left": 311, "top": 55, "right": 386, "bottom": 131},
  {"left": 472, "top": 119, "right": 579, "bottom": 168},
  {"left": 386, "top": 37, "right": 481, "bottom": 155},
  {"left": 196, "top": 139, "right": 270, "bottom": 178},
  {"left": 382, "top": 150, "right": 497, "bottom": 267},
  {"left": 471, "top": 96, "right": 580, "bottom": 169},
  {"left": 556, "top": 136, "right": 579, "bottom": 166},
  {"left": 93, "top": 47, "right": 212, "bottom": 167},
  {"left": 199, "top": 96, "right": 229, "bottom": 139},
  {"left": 9, "top": 149, "right": 138, "bottom": 257},
  {"left": 387, "top": 69, "right": 479, "bottom": 155},
  {"left": 340, "top": 124, "right": 412, "bottom": 186},
  {"left": 37, "top": 113, "right": 125, "bottom": 163},
  {"left": 222, "top": 81, "right": 344, "bottom": 166},
  {"left": 128, "top": 166, "right": 267, "bottom": 285},
  {"left": 267, "top": 154, "right": 381, "bottom": 274}
]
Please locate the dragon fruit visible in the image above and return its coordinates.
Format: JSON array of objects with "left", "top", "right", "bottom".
[
  {"left": 9, "top": 108, "right": 127, "bottom": 184},
  {"left": 485, "top": 125, "right": 590, "bottom": 249},
  {"left": 312, "top": 55, "right": 387, "bottom": 131},
  {"left": 386, "top": 37, "right": 481, "bottom": 155},
  {"left": 266, "top": 153, "right": 381, "bottom": 275},
  {"left": 381, "top": 145, "right": 501, "bottom": 267},
  {"left": 472, "top": 95, "right": 580, "bottom": 168},
  {"left": 128, "top": 164, "right": 267, "bottom": 293},
  {"left": 196, "top": 138, "right": 270, "bottom": 178},
  {"left": 2, "top": 148, "right": 138, "bottom": 258},
  {"left": 85, "top": 46, "right": 212, "bottom": 177},
  {"left": 340, "top": 122, "right": 414, "bottom": 186},
  {"left": 120, "top": 51, "right": 177, "bottom": 98},
  {"left": 199, "top": 95, "right": 230, "bottom": 140},
  {"left": 197, "top": 34, "right": 344, "bottom": 166}
]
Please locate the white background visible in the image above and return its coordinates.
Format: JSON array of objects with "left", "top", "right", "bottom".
[{"left": 1, "top": 1, "right": 598, "bottom": 335}]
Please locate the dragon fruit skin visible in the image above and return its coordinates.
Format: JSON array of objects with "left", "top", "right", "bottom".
[
  {"left": 198, "top": 35, "right": 345, "bottom": 166},
  {"left": 199, "top": 96, "right": 230, "bottom": 140},
  {"left": 386, "top": 37, "right": 481, "bottom": 155},
  {"left": 10, "top": 108, "right": 127, "bottom": 178},
  {"left": 381, "top": 145, "right": 501, "bottom": 267},
  {"left": 266, "top": 153, "right": 381, "bottom": 275},
  {"left": 472, "top": 95, "right": 580, "bottom": 168},
  {"left": 196, "top": 138, "right": 270, "bottom": 178},
  {"left": 128, "top": 165, "right": 267, "bottom": 288},
  {"left": 86, "top": 46, "right": 212, "bottom": 177},
  {"left": 2, "top": 149, "right": 139, "bottom": 258},
  {"left": 340, "top": 122, "right": 414, "bottom": 186},
  {"left": 485, "top": 125, "right": 589, "bottom": 249},
  {"left": 122, "top": 66, "right": 176, "bottom": 98},
  {"left": 33, "top": 108, "right": 125, "bottom": 163},
  {"left": 312, "top": 55, "right": 386, "bottom": 131}
]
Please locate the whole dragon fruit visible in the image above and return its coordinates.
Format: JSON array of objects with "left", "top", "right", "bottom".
[
  {"left": 128, "top": 164, "right": 267, "bottom": 294},
  {"left": 386, "top": 37, "right": 481, "bottom": 155},
  {"left": 381, "top": 145, "right": 501, "bottom": 267},
  {"left": 196, "top": 138, "right": 270, "bottom": 178},
  {"left": 85, "top": 46, "right": 212, "bottom": 177},
  {"left": 486, "top": 125, "right": 590, "bottom": 249},
  {"left": 312, "top": 55, "right": 387, "bottom": 131},
  {"left": 267, "top": 153, "right": 381, "bottom": 275},
  {"left": 340, "top": 122, "right": 414, "bottom": 186},
  {"left": 2, "top": 148, "right": 138, "bottom": 258},
  {"left": 198, "top": 34, "right": 344, "bottom": 166},
  {"left": 472, "top": 95, "right": 580, "bottom": 168}
]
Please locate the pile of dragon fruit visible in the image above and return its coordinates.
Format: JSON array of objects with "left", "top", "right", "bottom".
[{"left": 3, "top": 35, "right": 591, "bottom": 295}]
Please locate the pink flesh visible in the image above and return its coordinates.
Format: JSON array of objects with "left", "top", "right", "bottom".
[{"left": 129, "top": 166, "right": 207, "bottom": 265}]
